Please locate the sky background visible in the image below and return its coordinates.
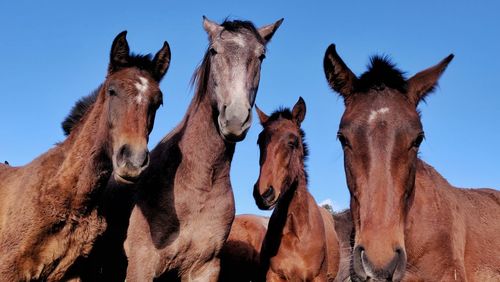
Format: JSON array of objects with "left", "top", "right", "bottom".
[{"left": 1, "top": 1, "right": 499, "bottom": 215}]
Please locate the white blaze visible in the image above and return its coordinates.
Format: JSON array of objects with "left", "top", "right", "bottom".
[
  {"left": 368, "top": 107, "right": 390, "bottom": 123},
  {"left": 134, "top": 76, "right": 149, "bottom": 105}
]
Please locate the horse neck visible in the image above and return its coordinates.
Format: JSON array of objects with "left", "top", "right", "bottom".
[
  {"left": 412, "top": 159, "right": 452, "bottom": 207},
  {"left": 162, "top": 87, "right": 235, "bottom": 183},
  {"left": 57, "top": 92, "right": 112, "bottom": 209},
  {"left": 283, "top": 175, "right": 316, "bottom": 237},
  {"left": 404, "top": 159, "right": 454, "bottom": 251},
  {"left": 266, "top": 168, "right": 314, "bottom": 247}
]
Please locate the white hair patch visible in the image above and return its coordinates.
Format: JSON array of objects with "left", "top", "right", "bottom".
[
  {"left": 368, "top": 107, "right": 390, "bottom": 123},
  {"left": 134, "top": 76, "right": 149, "bottom": 104}
]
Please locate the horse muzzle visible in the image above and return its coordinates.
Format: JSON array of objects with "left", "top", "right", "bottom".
[
  {"left": 218, "top": 103, "right": 252, "bottom": 142},
  {"left": 113, "top": 144, "right": 149, "bottom": 184}
]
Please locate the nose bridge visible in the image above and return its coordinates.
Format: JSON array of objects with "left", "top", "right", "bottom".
[
  {"left": 356, "top": 135, "right": 405, "bottom": 268},
  {"left": 257, "top": 158, "right": 273, "bottom": 194}
]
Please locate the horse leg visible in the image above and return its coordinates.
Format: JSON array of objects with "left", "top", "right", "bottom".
[
  {"left": 265, "top": 270, "right": 287, "bottom": 282},
  {"left": 181, "top": 258, "right": 220, "bottom": 282},
  {"left": 124, "top": 240, "right": 158, "bottom": 280}
]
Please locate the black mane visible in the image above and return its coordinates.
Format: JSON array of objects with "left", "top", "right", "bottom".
[
  {"left": 220, "top": 19, "right": 263, "bottom": 44},
  {"left": 191, "top": 19, "right": 262, "bottom": 102},
  {"left": 61, "top": 53, "right": 155, "bottom": 136},
  {"left": 61, "top": 86, "right": 100, "bottom": 136},
  {"left": 113, "top": 53, "right": 155, "bottom": 74},
  {"left": 354, "top": 55, "right": 407, "bottom": 93}
]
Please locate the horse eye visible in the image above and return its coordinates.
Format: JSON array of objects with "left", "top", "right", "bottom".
[
  {"left": 288, "top": 136, "right": 299, "bottom": 149},
  {"left": 337, "top": 132, "right": 350, "bottom": 148},
  {"left": 108, "top": 87, "right": 117, "bottom": 96},
  {"left": 209, "top": 48, "right": 217, "bottom": 56},
  {"left": 412, "top": 133, "right": 425, "bottom": 148},
  {"left": 259, "top": 53, "right": 266, "bottom": 61}
]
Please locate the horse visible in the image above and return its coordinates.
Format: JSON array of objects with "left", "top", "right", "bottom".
[
  {"left": 323, "top": 44, "right": 500, "bottom": 281},
  {"left": 219, "top": 214, "right": 269, "bottom": 282},
  {"left": 0, "top": 31, "right": 170, "bottom": 281},
  {"left": 124, "top": 17, "right": 283, "bottom": 281},
  {"left": 253, "top": 97, "right": 342, "bottom": 281}
]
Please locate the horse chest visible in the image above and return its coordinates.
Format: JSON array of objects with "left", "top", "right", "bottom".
[{"left": 28, "top": 208, "right": 106, "bottom": 281}]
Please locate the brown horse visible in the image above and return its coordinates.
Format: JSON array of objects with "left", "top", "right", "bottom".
[
  {"left": 124, "top": 17, "right": 283, "bottom": 281},
  {"left": 253, "top": 97, "right": 341, "bottom": 281},
  {"left": 219, "top": 214, "right": 269, "bottom": 282},
  {"left": 0, "top": 31, "right": 170, "bottom": 281},
  {"left": 323, "top": 44, "right": 500, "bottom": 281}
]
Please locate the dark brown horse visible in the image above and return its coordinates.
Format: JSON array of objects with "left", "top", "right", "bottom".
[
  {"left": 253, "top": 98, "right": 341, "bottom": 281},
  {"left": 0, "top": 31, "right": 170, "bottom": 281},
  {"left": 219, "top": 214, "right": 269, "bottom": 282},
  {"left": 324, "top": 44, "right": 500, "bottom": 281},
  {"left": 124, "top": 17, "right": 283, "bottom": 281}
]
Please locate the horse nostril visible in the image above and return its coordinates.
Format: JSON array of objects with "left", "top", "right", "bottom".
[
  {"left": 391, "top": 247, "right": 407, "bottom": 280},
  {"left": 117, "top": 145, "right": 131, "bottom": 167},
  {"left": 242, "top": 108, "right": 251, "bottom": 126},
  {"left": 352, "top": 245, "right": 368, "bottom": 280},
  {"left": 262, "top": 186, "right": 274, "bottom": 201},
  {"left": 140, "top": 150, "right": 150, "bottom": 168}
]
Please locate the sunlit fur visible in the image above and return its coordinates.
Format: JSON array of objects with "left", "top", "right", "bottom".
[
  {"left": 123, "top": 17, "right": 282, "bottom": 281},
  {"left": 254, "top": 99, "right": 349, "bottom": 281},
  {"left": 324, "top": 43, "right": 500, "bottom": 281},
  {"left": 0, "top": 31, "right": 169, "bottom": 281}
]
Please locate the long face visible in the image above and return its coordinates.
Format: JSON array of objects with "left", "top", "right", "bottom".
[
  {"left": 105, "top": 69, "right": 163, "bottom": 184},
  {"left": 106, "top": 31, "right": 170, "bottom": 184},
  {"left": 253, "top": 98, "right": 306, "bottom": 210},
  {"left": 338, "top": 92, "right": 423, "bottom": 281},
  {"left": 203, "top": 17, "right": 283, "bottom": 142},
  {"left": 323, "top": 44, "right": 453, "bottom": 281}
]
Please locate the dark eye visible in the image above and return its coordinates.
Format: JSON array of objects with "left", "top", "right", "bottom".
[
  {"left": 209, "top": 47, "right": 217, "bottom": 56},
  {"left": 259, "top": 53, "right": 266, "bottom": 61},
  {"left": 337, "top": 132, "right": 350, "bottom": 148},
  {"left": 412, "top": 133, "right": 425, "bottom": 149},
  {"left": 108, "top": 87, "right": 117, "bottom": 96},
  {"left": 288, "top": 135, "right": 299, "bottom": 149}
]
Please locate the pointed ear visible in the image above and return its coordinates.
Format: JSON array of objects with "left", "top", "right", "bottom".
[
  {"left": 152, "top": 41, "right": 171, "bottom": 81},
  {"left": 323, "top": 44, "right": 358, "bottom": 100},
  {"left": 292, "top": 97, "right": 306, "bottom": 126},
  {"left": 407, "top": 54, "right": 454, "bottom": 105},
  {"left": 109, "top": 31, "right": 130, "bottom": 73},
  {"left": 203, "top": 16, "right": 223, "bottom": 39},
  {"left": 258, "top": 18, "right": 284, "bottom": 44},
  {"left": 256, "top": 105, "right": 269, "bottom": 125}
]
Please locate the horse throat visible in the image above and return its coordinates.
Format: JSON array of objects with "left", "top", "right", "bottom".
[{"left": 179, "top": 88, "right": 236, "bottom": 181}]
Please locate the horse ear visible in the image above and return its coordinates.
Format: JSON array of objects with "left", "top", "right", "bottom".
[
  {"left": 256, "top": 105, "right": 269, "bottom": 125},
  {"left": 258, "top": 18, "right": 284, "bottom": 44},
  {"left": 292, "top": 97, "right": 306, "bottom": 126},
  {"left": 203, "top": 16, "right": 223, "bottom": 39},
  {"left": 152, "top": 41, "right": 171, "bottom": 81},
  {"left": 323, "top": 44, "right": 357, "bottom": 101},
  {"left": 109, "top": 31, "right": 130, "bottom": 73},
  {"left": 407, "top": 54, "right": 454, "bottom": 105}
]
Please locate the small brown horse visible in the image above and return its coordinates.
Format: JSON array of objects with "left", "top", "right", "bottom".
[
  {"left": 219, "top": 214, "right": 269, "bottom": 282},
  {"left": 253, "top": 98, "right": 341, "bottom": 281},
  {"left": 324, "top": 44, "right": 500, "bottom": 281},
  {"left": 0, "top": 31, "right": 170, "bottom": 281},
  {"left": 124, "top": 17, "right": 283, "bottom": 281}
]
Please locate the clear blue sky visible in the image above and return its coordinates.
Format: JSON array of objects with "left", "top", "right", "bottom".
[{"left": 1, "top": 0, "right": 499, "bottom": 215}]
